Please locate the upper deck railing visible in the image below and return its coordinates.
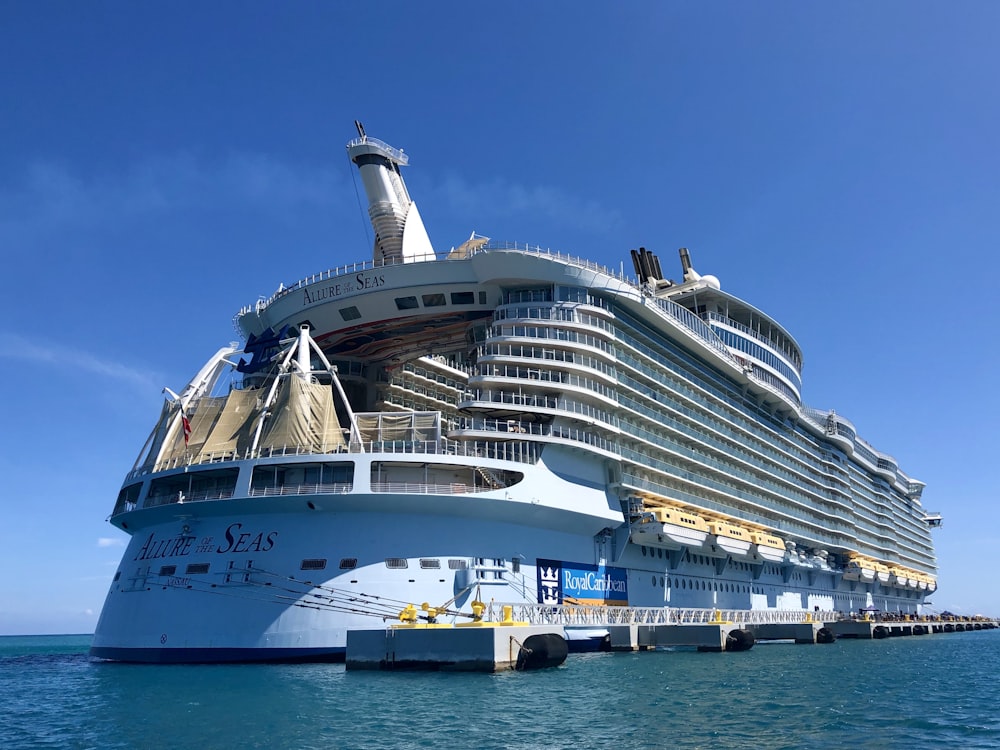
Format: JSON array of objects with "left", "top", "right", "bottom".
[
  {"left": 704, "top": 311, "right": 803, "bottom": 371},
  {"left": 346, "top": 135, "right": 409, "bottom": 165},
  {"left": 234, "top": 243, "right": 632, "bottom": 323},
  {"left": 126, "top": 437, "right": 541, "bottom": 482}
]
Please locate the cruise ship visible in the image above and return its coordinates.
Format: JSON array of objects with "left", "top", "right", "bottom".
[{"left": 91, "top": 125, "right": 941, "bottom": 662}]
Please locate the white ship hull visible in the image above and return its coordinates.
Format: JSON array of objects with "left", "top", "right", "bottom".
[{"left": 91, "top": 485, "right": 935, "bottom": 662}]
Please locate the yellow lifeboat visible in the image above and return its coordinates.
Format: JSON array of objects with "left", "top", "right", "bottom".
[
  {"left": 844, "top": 554, "right": 876, "bottom": 582},
  {"left": 889, "top": 567, "right": 909, "bottom": 587},
  {"left": 872, "top": 562, "right": 891, "bottom": 584},
  {"left": 708, "top": 520, "right": 752, "bottom": 557},
  {"left": 631, "top": 504, "right": 709, "bottom": 551},
  {"left": 750, "top": 532, "right": 786, "bottom": 563}
]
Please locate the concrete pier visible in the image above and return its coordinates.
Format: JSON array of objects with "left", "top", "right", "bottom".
[
  {"left": 746, "top": 621, "right": 831, "bottom": 644},
  {"left": 608, "top": 623, "right": 753, "bottom": 652},
  {"left": 346, "top": 624, "right": 568, "bottom": 671}
]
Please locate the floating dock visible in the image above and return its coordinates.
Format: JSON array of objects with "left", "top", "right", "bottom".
[
  {"left": 345, "top": 604, "right": 998, "bottom": 670},
  {"left": 346, "top": 624, "right": 569, "bottom": 672},
  {"left": 346, "top": 604, "right": 570, "bottom": 672}
]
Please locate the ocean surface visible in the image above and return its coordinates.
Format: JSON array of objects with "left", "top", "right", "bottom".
[{"left": 1, "top": 631, "right": 998, "bottom": 749}]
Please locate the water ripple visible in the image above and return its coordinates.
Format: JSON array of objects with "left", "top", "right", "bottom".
[{"left": 1, "top": 632, "right": 998, "bottom": 749}]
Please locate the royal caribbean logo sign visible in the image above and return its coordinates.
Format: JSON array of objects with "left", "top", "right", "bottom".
[{"left": 536, "top": 558, "right": 628, "bottom": 606}]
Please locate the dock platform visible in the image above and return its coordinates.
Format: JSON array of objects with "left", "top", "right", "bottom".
[
  {"left": 346, "top": 605, "right": 998, "bottom": 669},
  {"left": 346, "top": 623, "right": 569, "bottom": 672}
]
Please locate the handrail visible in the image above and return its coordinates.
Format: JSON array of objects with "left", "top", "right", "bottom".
[
  {"left": 234, "top": 244, "right": 633, "bottom": 326},
  {"left": 346, "top": 135, "right": 409, "bottom": 165},
  {"left": 133, "top": 437, "right": 541, "bottom": 478},
  {"left": 704, "top": 311, "right": 802, "bottom": 369},
  {"left": 248, "top": 482, "right": 353, "bottom": 497},
  {"left": 483, "top": 603, "right": 839, "bottom": 627}
]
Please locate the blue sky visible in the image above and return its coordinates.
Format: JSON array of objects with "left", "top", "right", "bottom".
[{"left": 1, "top": 2, "right": 998, "bottom": 634}]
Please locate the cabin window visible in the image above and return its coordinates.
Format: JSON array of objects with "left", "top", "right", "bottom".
[
  {"left": 395, "top": 296, "right": 419, "bottom": 310},
  {"left": 339, "top": 558, "right": 358, "bottom": 569},
  {"left": 450, "top": 291, "right": 475, "bottom": 305},
  {"left": 421, "top": 293, "right": 446, "bottom": 307},
  {"left": 448, "top": 559, "right": 467, "bottom": 570},
  {"left": 159, "top": 565, "right": 176, "bottom": 577},
  {"left": 419, "top": 559, "right": 440, "bottom": 569},
  {"left": 185, "top": 563, "right": 210, "bottom": 575},
  {"left": 340, "top": 306, "right": 361, "bottom": 321},
  {"left": 301, "top": 559, "right": 327, "bottom": 571},
  {"left": 385, "top": 558, "right": 408, "bottom": 569}
]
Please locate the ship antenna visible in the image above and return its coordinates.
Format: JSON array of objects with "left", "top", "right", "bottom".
[{"left": 354, "top": 120, "right": 366, "bottom": 141}]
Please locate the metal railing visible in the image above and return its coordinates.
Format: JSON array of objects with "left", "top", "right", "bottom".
[
  {"left": 248, "top": 482, "right": 353, "bottom": 497},
  {"left": 484, "top": 603, "right": 839, "bottom": 626},
  {"left": 136, "top": 436, "right": 542, "bottom": 478}
]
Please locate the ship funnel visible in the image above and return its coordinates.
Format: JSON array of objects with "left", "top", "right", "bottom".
[
  {"left": 678, "top": 247, "right": 701, "bottom": 282},
  {"left": 347, "top": 124, "right": 435, "bottom": 264}
]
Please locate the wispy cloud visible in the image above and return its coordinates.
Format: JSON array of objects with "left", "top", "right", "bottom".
[
  {"left": 97, "top": 537, "right": 126, "bottom": 548},
  {"left": 0, "top": 333, "right": 161, "bottom": 391},
  {"left": 0, "top": 153, "right": 347, "bottom": 238},
  {"left": 430, "top": 174, "right": 623, "bottom": 234}
]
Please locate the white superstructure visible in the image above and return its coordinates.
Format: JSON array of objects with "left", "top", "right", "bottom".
[{"left": 91, "top": 126, "right": 939, "bottom": 662}]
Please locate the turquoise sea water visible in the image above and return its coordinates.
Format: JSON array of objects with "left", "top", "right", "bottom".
[{"left": 1, "top": 632, "right": 998, "bottom": 749}]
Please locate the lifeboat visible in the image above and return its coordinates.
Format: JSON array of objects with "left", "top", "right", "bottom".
[
  {"left": 708, "top": 520, "right": 752, "bottom": 558},
  {"left": 844, "top": 556, "right": 876, "bottom": 582},
  {"left": 889, "top": 567, "right": 909, "bottom": 588},
  {"left": 631, "top": 506, "right": 709, "bottom": 551},
  {"left": 873, "top": 562, "right": 891, "bottom": 584},
  {"left": 750, "top": 532, "right": 786, "bottom": 563}
]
